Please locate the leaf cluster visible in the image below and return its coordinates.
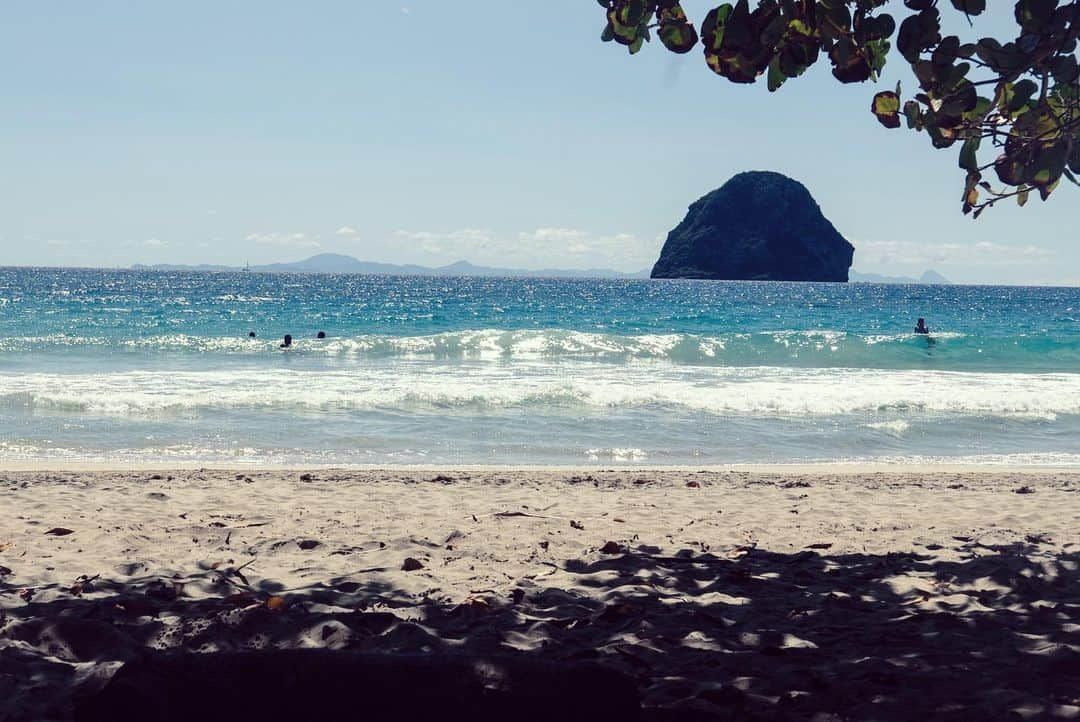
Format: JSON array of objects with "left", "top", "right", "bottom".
[{"left": 598, "top": 0, "right": 1080, "bottom": 215}]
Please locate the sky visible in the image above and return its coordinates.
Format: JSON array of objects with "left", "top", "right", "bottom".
[{"left": 0, "top": 1, "right": 1076, "bottom": 284}]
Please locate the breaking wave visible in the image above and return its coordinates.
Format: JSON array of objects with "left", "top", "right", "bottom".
[
  {"left": 1, "top": 366, "right": 1077, "bottom": 418},
  {"left": 1, "top": 328, "right": 1078, "bottom": 371}
]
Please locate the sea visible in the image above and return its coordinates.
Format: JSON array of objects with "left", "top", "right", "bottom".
[{"left": 1, "top": 267, "right": 1078, "bottom": 467}]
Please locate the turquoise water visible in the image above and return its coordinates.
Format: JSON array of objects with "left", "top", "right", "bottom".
[{"left": 1, "top": 268, "right": 1078, "bottom": 465}]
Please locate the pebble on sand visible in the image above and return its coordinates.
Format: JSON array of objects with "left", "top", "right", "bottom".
[{"left": 600, "top": 541, "right": 622, "bottom": 554}]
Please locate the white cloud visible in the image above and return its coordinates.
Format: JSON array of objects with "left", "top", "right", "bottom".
[
  {"left": 394, "top": 228, "right": 498, "bottom": 256},
  {"left": 392, "top": 227, "right": 655, "bottom": 270},
  {"left": 245, "top": 232, "right": 321, "bottom": 249},
  {"left": 143, "top": 238, "right": 168, "bottom": 248},
  {"left": 854, "top": 239, "right": 1052, "bottom": 267},
  {"left": 45, "top": 239, "right": 69, "bottom": 247},
  {"left": 335, "top": 226, "right": 360, "bottom": 237},
  {"left": 517, "top": 228, "right": 642, "bottom": 256}
]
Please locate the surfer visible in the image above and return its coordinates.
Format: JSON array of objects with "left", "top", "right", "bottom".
[
  {"left": 914, "top": 318, "right": 930, "bottom": 335},
  {"left": 280, "top": 334, "right": 293, "bottom": 349}
]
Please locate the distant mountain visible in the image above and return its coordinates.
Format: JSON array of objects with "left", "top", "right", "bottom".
[
  {"left": 918, "top": 270, "right": 950, "bottom": 284},
  {"left": 248, "top": 254, "right": 436, "bottom": 276},
  {"left": 129, "top": 255, "right": 948, "bottom": 285},
  {"left": 132, "top": 254, "right": 650, "bottom": 280},
  {"left": 849, "top": 269, "right": 951, "bottom": 285}
]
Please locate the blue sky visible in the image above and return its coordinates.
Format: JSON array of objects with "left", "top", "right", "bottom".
[{"left": 0, "top": 1, "right": 1076, "bottom": 284}]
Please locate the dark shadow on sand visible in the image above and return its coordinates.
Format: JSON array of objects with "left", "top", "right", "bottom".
[{"left": 2, "top": 542, "right": 1077, "bottom": 721}]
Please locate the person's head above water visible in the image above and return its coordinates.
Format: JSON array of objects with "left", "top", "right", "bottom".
[
  {"left": 248, "top": 331, "right": 256, "bottom": 339},
  {"left": 317, "top": 331, "right": 326, "bottom": 339},
  {"left": 915, "top": 318, "right": 929, "bottom": 333},
  {"left": 280, "top": 334, "right": 293, "bottom": 348}
]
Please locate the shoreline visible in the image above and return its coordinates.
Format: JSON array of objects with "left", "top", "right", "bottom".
[{"left": 2, "top": 461, "right": 1079, "bottom": 474}]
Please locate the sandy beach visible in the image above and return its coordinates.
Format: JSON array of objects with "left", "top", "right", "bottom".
[{"left": 2, "top": 467, "right": 1078, "bottom": 720}]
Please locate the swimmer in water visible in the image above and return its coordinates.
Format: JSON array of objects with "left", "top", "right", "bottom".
[
  {"left": 914, "top": 318, "right": 930, "bottom": 335},
  {"left": 248, "top": 331, "right": 256, "bottom": 339},
  {"left": 280, "top": 334, "right": 293, "bottom": 349},
  {"left": 317, "top": 331, "right": 326, "bottom": 339}
]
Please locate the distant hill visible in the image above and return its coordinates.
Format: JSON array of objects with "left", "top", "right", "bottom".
[
  {"left": 849, "top": 269, "right": 951, "bottom": 285},
  {"left": 131, "top": 254, "right": 649, "bottom": 280}
]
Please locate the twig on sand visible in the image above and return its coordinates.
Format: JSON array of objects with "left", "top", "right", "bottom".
[
  {"left": 215, "top": 557, "right": 258, "bottom": 588},
  {"left": 493, "top": 511, "right": 553, "bottom": 520}
]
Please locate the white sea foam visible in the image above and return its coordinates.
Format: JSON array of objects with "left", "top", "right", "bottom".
[
  {"left": 866, "top": 420, "right": 911, "bottom": 435},
  {"left": 846, "top": 452, "right": 1080, "bottom": 467},
  {"left": 1, "top": 365, "right": 1077, "bottom": 418},
  {"left": 586, "top": 447, "right": 649, "bottom": 462}
]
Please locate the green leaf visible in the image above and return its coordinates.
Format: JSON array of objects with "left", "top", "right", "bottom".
[
  {"left": 872, "top": 91, "right": 902, "bottom": 128},
  {"left": 868, "top": 39, "right": 891, "bottom": 77},
  {"left": 701, "top": 5, "right": 734, "bottom": 52},
  {"left": 966, "top": 96, "right": 993, "bottom": 120},
  {"left": 959, "top": 137, "right": 980, "bottom": 171},
  {"left": 857, "top": 13, "right": 895, "bottom": 42},
  {"left": 994, "top": 153, "right": 1025, "bottom": 185},
  {"left": 607, "top": 7, "right": 639, "bottom": 44},
  {"left": 602, "top": 23, "right": 615, "bottom": 42},
  {"left": 819, "top": 1, "right": 852, "bottom": 40},
  {"left": 658, "top": 2, "right": 688, "bottom": 24},
  {"left": 659, "top": 21, "right": 698, "bottom": 53},
  {"left": 950, "top": 0, "right": 986, "bottom": 16},
  {"left": 928, "top": 124, "right": 959, "bottom": 149},
  {"left": 964, "top": 169, "right": 982, "bottom": 194},
  {"left": 767, "top": 56, "right": 786, "bottom": 92},
  {"left": 1008, "top": 79, "right": 1038, "bottom": 112},
  {"left": 897, "top": 9, "right": 941, "bottom": 63},
  {"left": 1015, "top": 0, "right": 1055, "bottom": 33},
  {"left": 932, "top": 36, "right": 961, "bottom": 70},
  {"left": 1052, "top": 55, "right": 1079, "bottom": 84},
  {"left": 975, "top": 38, "right": 1027, "bottom": 76},
  {"left": 903, "top": 100, "right": 923, "bottom": 129},
  {"left": 723, "top": 0, "right": 753, "bottom": 50},
  {"left": 941, "top": 80, "right": 978, "bottom": 116},
  {"left": 830, "top": 37, "right": 872, "bottom": 83},
  {"left": 1017, "top": 186, "right": 1029, "bottom": 206},
  {"left": 1038, "top": 177, "right": 1060, "bottom": 201},
  {"left": 1024, "top": 143, "right": 1068, "bottom": 187}
]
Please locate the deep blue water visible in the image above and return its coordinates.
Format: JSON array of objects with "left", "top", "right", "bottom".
[{"left": 1, "top": 268, "right": 1078, "bottom": 465}]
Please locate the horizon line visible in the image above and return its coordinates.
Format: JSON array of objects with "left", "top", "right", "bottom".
[{"left": 4, "top": 264, "right": 1077, "bottom": 288}]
